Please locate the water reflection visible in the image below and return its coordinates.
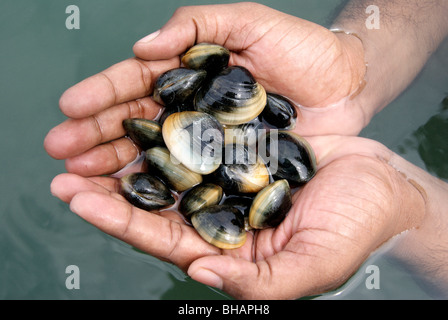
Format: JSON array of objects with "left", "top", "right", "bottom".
[{"left": 414, "top": 96, "right": 448, "bottom": 181}]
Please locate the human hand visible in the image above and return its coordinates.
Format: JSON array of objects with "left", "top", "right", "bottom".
[
  {"left": 44, "top": 2, "right": 367, "bottom": 176},
  {"left": 49, "top": 135, "right": 426, "bottom": 299},
  {"left": 134, "top": 2, "right": 367, "bottom": 136}
]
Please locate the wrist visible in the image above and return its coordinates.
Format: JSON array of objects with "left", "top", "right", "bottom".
[
  {"left": 331, "top": 30, "right": 367, "bottom": 100},
  {"left": 386, "top": 153, "right": 448, "bottom": 297}
]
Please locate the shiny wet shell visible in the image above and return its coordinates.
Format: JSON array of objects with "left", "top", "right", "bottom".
[
  {"left": 123, "top": 118, "right": 165, "bottom": 150},
  {"left": 191, "top": 204, "right": 247, "bottom": 249},
  {"left": 119, "top": 172, "right": 175, "bottom": 211},
  {"left": 249, "top": 179, "right": 292, "bottom": 229},
  {"left": 260, "top": 131, "right": 317, "bottom": 186},
  {"left": 162, "top": 111, "right": 224, "bottom": 175},
  {"left": 181, "top": 43, "right": 230, "bottom": 74},
  {"left": 261, "top": 93, "right": 297, "bottom": 130},
  {"left": 211, "top": 143, "right": 270, "bottom": 194},
  {"left": 153, "top": 68, "right": 207, "bottom": 106},
  {"left": 145, "top": 146, "right": 203, "bottom": 192},
  {"left": 178, "top": 183, "right": 223, "bottom": 219},
  {"left": 194, "top": 66, "right": 267, "bottom": 125}
]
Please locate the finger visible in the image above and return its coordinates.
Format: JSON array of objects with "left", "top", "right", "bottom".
[
  {"left": 50, "top": 173, "right": 119, "bottom": 203},
  {"left": 133, "top": 3, "right": 272, "bottom": 60},
  {"left": 303, "top": 136, "right": 393, "bottom": 169},
  {"left": 58, "top": 58, "right": 178, "bottom": 119},
  {"left": 69, "top": 191, "right": 220, "bottom": 271},
  {"left": 64, "top": 137, "right": 142, "bottom": 177},
  {"left": 188, "top": 250, "right": 331, "bottom": 300},
  {"left": 44, "top": 96, "right": 161, "bottom": 160}
]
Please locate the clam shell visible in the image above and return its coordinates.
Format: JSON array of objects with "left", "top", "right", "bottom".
[
  {"left": 194, "top": 66, "right": 267, "bottom": 125},
  {"left": 123, "top": 118, "right": 165, "bottom": 150},
  {"left": 223, "top": 116, "right": 265, "bottom": 147},
  {"left": 145, "top": 146, "right": 203, "bottom": 192},
  {"left": 181, "top": 43, "right": 230, "bottom": 74},
  {"left": 211, "top": 143, "right": 270, "bottom": 194},
  {"left": 153, "top": 68, "right": 207, "bottom": 106},
  {"left": 162, "top": 111, "right": 224, "bottom": 175},
  {"left": 249, "top": 179, "right": 292, "bottom": 229},
  {"left": 221, "top": 195, "right": 254, "bottom": 231},
  {"left": 260, "top": 131, "right": 317, "bottom": 186},
  {"left": 178, "top": 183, "right": 223, "bottom": 219},
  {"left": 191, "top": 204, "right": 247, "bottom": 249},
  {"left": 158, "top": 103, "right": 194, "bottom": 126},
  {"left": 119, "top": 173, "right": 175, "bottom": 211},
  {"left": 261, "top": 93, "right": 297, "bottom": 130}
]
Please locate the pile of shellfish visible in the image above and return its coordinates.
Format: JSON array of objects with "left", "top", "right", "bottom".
[{"left": 119, "top": 43, "right": 317, "bottom": 249}]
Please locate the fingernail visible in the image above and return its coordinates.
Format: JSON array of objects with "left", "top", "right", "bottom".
[
  {"left": 189, "top": 268, "right": 223, "bottom": 290},
  {"left": 137, "top": 30, "right": 160, "bottom": 43}
]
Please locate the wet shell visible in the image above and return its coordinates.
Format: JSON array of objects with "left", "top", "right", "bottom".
[
  {"left": 191, "top": 204, "right": 247, "bottom": 249},
  {"left": 249, "top": 179, "right": 292, "bottom": 229},
  {"left": 211, "top": 143, "right": 270, "bottom": 194},
  {"left": 194, "top": 66, "right": 267, "bottom": 125},
  {"left": 261, "top": 93, "right": 297, "bottom": 130},
  {"left": 260, "top": 131, "right": 317, "bottom": 186},
  {"left": 153, "top": 68, "right": 207, "bottom": 106},
  {"left": 178, "top": 183, "right": 223, "bottom": 219},
  {"left": 123, "top": 118, "right": 165, "bottom": 150},
  {"left": 119, "top": 172, "right": 175, "bottom": 211},
  {"left": 145, "top": 147, "right": 203, "bottom": 192},
  {"left": 158, "top": 103, "right": 194, "bottom": 126},
  {"left": 182, "top": 43, "right": 230, "bottom": 74},
  {"left": 221, "top": 195, "right": 254, "bottom": 231},
  {"left": 223, "top": 116, "right": 265, "bottom": 147},
  {"left": 162, "top": 111, "right": 224, "bottom": 174}
]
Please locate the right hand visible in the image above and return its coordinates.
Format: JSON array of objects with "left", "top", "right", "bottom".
[{"left": 134, "top": 2, "right": 368, "bottom": 136}]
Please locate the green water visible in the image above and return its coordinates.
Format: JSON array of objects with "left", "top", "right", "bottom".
[{"left": 0, "top": 0, "right": 446, "bottom": 299}]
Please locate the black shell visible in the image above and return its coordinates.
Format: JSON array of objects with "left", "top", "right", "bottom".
[
  {"left": 119, "top": 173, "right": 175, "bottom": 211},
  {"left": 153, "top": 68, "right": 207, "bottom": 106},
  {"left": 261, "top": 93, "right": 297, "bottom": 129},
  {"left": 260, "top": 131, "right": 316, "bottom": 186},
  {"left": 178, "top": 183, "right": 223, "bottom": 219},
  {"left": 145, "top": 147, "right": 203, "bottom": 192},
  {"left": 123, "top": 118, "right": 165, "bottom": 150},
  {"left": 249, "top": 179, "right": 292, "bottom": 229},
  {"left": 194, "top": 66, "right": 266, "bottom": 125},
  {"left": 210, "top": 143, "right": 270, "bottom": 194},
  {"left": 158, "top": 103, "right": 194, "bottom": 126},
  {"left": 223, "top": 116, "right": 265, "bottom": 147},
  {"left": 191, "top": 204, "right": 246, "bottom": 249},
  {"left": 221, "top": 195, "right": 254, "bottom": 231},
  {"left": 181, "top": 43, "right": 230, "bottom": 75}
]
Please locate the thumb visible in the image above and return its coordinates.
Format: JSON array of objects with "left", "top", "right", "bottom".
[
  {"left": 132, "top": 3, "right": 270, "bottom": 61},
  {"left": 188, "top": 255, "right": 265, "bottom": 299},
  {"left": 187, "top": 252, "right": 321, "bottom": 300},
  {"left": 132, "top": 8, "right": 196, "bottom": 61}
]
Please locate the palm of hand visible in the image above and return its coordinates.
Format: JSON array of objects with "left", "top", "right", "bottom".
[
  {"left": 52, "top": 135, "right": 412, "bottom": 299},
  {"left": 183, "top": 136, "right": 409, "bottom": 299},
  {"left": 45, "top": 2, "right": 407, "bottom": 300}
]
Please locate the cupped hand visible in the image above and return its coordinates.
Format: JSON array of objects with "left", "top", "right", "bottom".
[
  {"left": 134, "top": 2, "right": 367, "bottom": 135},
  {"left": 49, "top": 135, "right": 425, "bottom": 299},
  {"left": 43, "top": 3, "right": 416, "bottom": 300},
  {"left": 44, "top": 2, "right": 368, "bottom": 178}
]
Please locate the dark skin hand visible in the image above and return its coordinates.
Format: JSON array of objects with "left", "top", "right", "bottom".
[
  {"left": 50, "top": 135, "right": 425, "bottom": 299},
  {"left": 44, "top": 3, "right": 447, "bottom": 299}
]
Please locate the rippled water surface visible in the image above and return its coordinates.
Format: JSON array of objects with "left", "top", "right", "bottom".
[{"left": 0, "top": 0, "right": 446, "bottom": 299}]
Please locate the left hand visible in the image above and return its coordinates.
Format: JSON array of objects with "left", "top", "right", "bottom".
[{"left": 49, "top": 135, "right": 426, "bottom": 299}]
